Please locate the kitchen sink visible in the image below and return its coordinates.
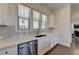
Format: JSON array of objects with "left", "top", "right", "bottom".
[{"left": 35, "top": 35, "right": 46, "bottom": 38}]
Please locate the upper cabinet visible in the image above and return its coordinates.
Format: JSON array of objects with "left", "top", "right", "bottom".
[
  {"left": 0, "top": 4, "right": 8, "bottom": 26},
  {"left": 0, "top": 4, "right": 18, "bottom": 26},
  {"left": 49, "top": 14, "right": 56, "bottom": 28}
]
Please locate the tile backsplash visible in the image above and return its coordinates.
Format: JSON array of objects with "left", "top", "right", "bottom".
[
  {"left": 0, "top": 25, "right": 15, "bottom": 35},
  {"left": 0, "top": 25, "right": 16, "bottom": 39},
  {"left": 0, "top": 25, "right": 36, "bottom": 39},
  {"left": 0, "top": 25, "right": 53, "bottom": 39}
]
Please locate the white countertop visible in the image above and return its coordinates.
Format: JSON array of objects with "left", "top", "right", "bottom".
[
  {"left": 0, "top": 35, "right": 37, "bottom": 49},
  {"left": 0, "top": 32, "right": 59, "bottom": 49}
]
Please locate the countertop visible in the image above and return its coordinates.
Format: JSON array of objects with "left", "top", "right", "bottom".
[
  {"left": 0, "top": 32, "right": 59, "bottom": 49},
  {"left": 0, "top": 35, "right": 37, "bottom": 49}
]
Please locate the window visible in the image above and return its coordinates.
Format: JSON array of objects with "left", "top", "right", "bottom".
[
  {"left": 42, "top": 14, "right": 47, "bottom": 29},
  {"left": 18, "top": 4, "right": 48, "bottom": 30},
  {"left": 32, "top": 10, "right": 41, "bottom": 29},
  {"left": 18, "top": 4, "right": 30, "bottom": 30}
]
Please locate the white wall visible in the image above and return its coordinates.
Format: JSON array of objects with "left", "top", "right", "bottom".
[
  {"left": 0, "top": 3, "right": 54, "bottom": 36},
  {"left": 72, "top": 11, "right": 79, "bottom": 24},
  {"left": 71, "top": 10, "right": 79, "bottom": 33},
  {"left": 0, "top": 3, "right": 53, "bottom": 26},
  {"left": 54, "top": 4, "right": 72, "bottom": 47}
]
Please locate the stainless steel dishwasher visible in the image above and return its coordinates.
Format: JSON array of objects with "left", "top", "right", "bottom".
[{"left": 18, "top": 40, "right": 38, "bottom": 55}]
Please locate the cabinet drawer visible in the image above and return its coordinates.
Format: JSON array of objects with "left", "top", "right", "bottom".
[{"left": 0, "top": 45, "right": 17, "bottom": 55}]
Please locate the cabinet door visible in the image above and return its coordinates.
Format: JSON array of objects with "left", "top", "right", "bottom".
[
  {"left": 51, "top": 34, "right": 59, "bottom": 48},
  {"left": 38, "top": 37, "right": 45, "bottom": 49},
  {"left": 38, "top": 37, "right": 46, "bottom": 55},
  {"left": 0, "top": 4, "right": 8, "bottom": 25},
  {"left": 49, "top": 14, "right": 55, "bottom": 28},
  {"left": 53, "top": 35, "right": 58, "bottom": 46},
  {"left": 44, "top": 36, "right": 51, "bottom": 52},
  {"left": 38, "top": 36, "right": 51, "bottom": 55},
  {"left": 50, "top": 35, "right": 55, "bottom": 48},
  {"left": 0, "top": 45, "right": 17, "bottom": 55},
  {"left": 0, "top": 50, "right": 3, "bottom": 55},
  {"left": 55, "top": 34, "right": 59, "bottom": 44}
]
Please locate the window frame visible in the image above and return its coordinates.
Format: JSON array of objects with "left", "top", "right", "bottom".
[
  {"left": 17, "top": 4, "right": 48, "bottom": 31},
  {"left": 17, "top": 4, "right": 31, "bottom": 30}
]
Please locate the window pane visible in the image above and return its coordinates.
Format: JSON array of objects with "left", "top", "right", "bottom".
[
  {"left": 42, "top": 25, "right": 45, "bottom": 29},
  {"left": 18, "top": 4, "right": 24, "bottom": 17},
  {"left": 18, "top": 4, "right": 21, "bottom": 16},
  {"left": 42, "top": 14, "right": 47, "bottom": 29},
  {"left": 20, "top": 5, "right": 25, "bottom": 17},
  {"left": 19, "top": 18, "right": 25, "bottom": 29},
  {"left": 42, "top": 23, "right": 45, "bottom": 29},
  {"left": 33, "top": 10, "right": 41, "bottom": 29},
  {"left": 18, "top": 4, "right": 30, "bottom": 18},
  {"left": 33, "top": 21, "right": 39, "bottom": 29},
  {"left": 25, "top": 7, "right": 30, "bottom": 18},
  {"left": 42, "top": 14, "right": 47, "bottom": 22},
  {"left": 24, "top": 19, "right": 28, "bottom": 29},
  {"left": 19, "top": 18, "right": 28, "bottom": 29},
  {"left": 33, "top": 10, "right": 40, "bottom": 20}
]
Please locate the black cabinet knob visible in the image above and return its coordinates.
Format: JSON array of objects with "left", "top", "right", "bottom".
[{"left": 5, "top": 51, "right": 8, "bottom": 54}]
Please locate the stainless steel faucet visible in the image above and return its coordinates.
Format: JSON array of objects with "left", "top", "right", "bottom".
[{"left": 36, "top": 29, "right": 40, "bottom": 35}]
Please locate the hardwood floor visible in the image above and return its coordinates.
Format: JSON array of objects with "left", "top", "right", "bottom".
[{"left": 45, "top": 39, "right": 79, "bottom": 55}]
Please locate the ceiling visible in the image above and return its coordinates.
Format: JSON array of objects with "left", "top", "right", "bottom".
[
  {"left": 43, "top": 3, "right": 79, "bottom": 12},
  {"left": 71, "top": 3, "right": 79, "bottom": 12},
  {"left": 43, "top": 3, "right": 68, "bottom": 10}
]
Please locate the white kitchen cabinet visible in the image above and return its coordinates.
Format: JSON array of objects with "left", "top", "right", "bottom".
[
  {"left": 38, "top": 33, "right": 59, "bottom": 55},
  {"left": 0, "top": 45, "right": 17, "bottom": 55},
  {"left": 0, "top": 4, "right": 8, "bottom": 25},
  {"left": 0, "top": 4, "right": 17, "bottom": 26},
  {"left": 51, "top": 33, "right": 59, "bottom": 48},
  {"left": 8, "top": 4, "right": 17, "bottom": 25},
  {"left": 49, "top": 14, "right": 55, "bottom": 28},
  {"left": 38, "top": 36, "right": 51, "bottom": 55}
]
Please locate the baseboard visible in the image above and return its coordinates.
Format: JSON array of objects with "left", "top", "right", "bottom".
[
  {"left": 58, "top": 42, "right": 71, "bottom": 48},
  {"left": 43, "top": 41, "right": 72, "bottom": 55},
  {"left": 44, "top": 44, "right": 59, "bottom": 55}
]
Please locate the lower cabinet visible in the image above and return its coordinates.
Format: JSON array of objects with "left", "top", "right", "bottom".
[
  {"left": 0, "top": 45, "right": 17, "bottom": 55},
  {"left": 0, "top": 33, "right": 59, "bottom": 55},
  {"left": 38, "top": 36, "right": 51, "bottom": 55},
  {"left": 38, "top": 33, "right": 59, "bottom": 55},
  {"left": 51, "top": 34, "right": 59, "bottom": 48}
]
